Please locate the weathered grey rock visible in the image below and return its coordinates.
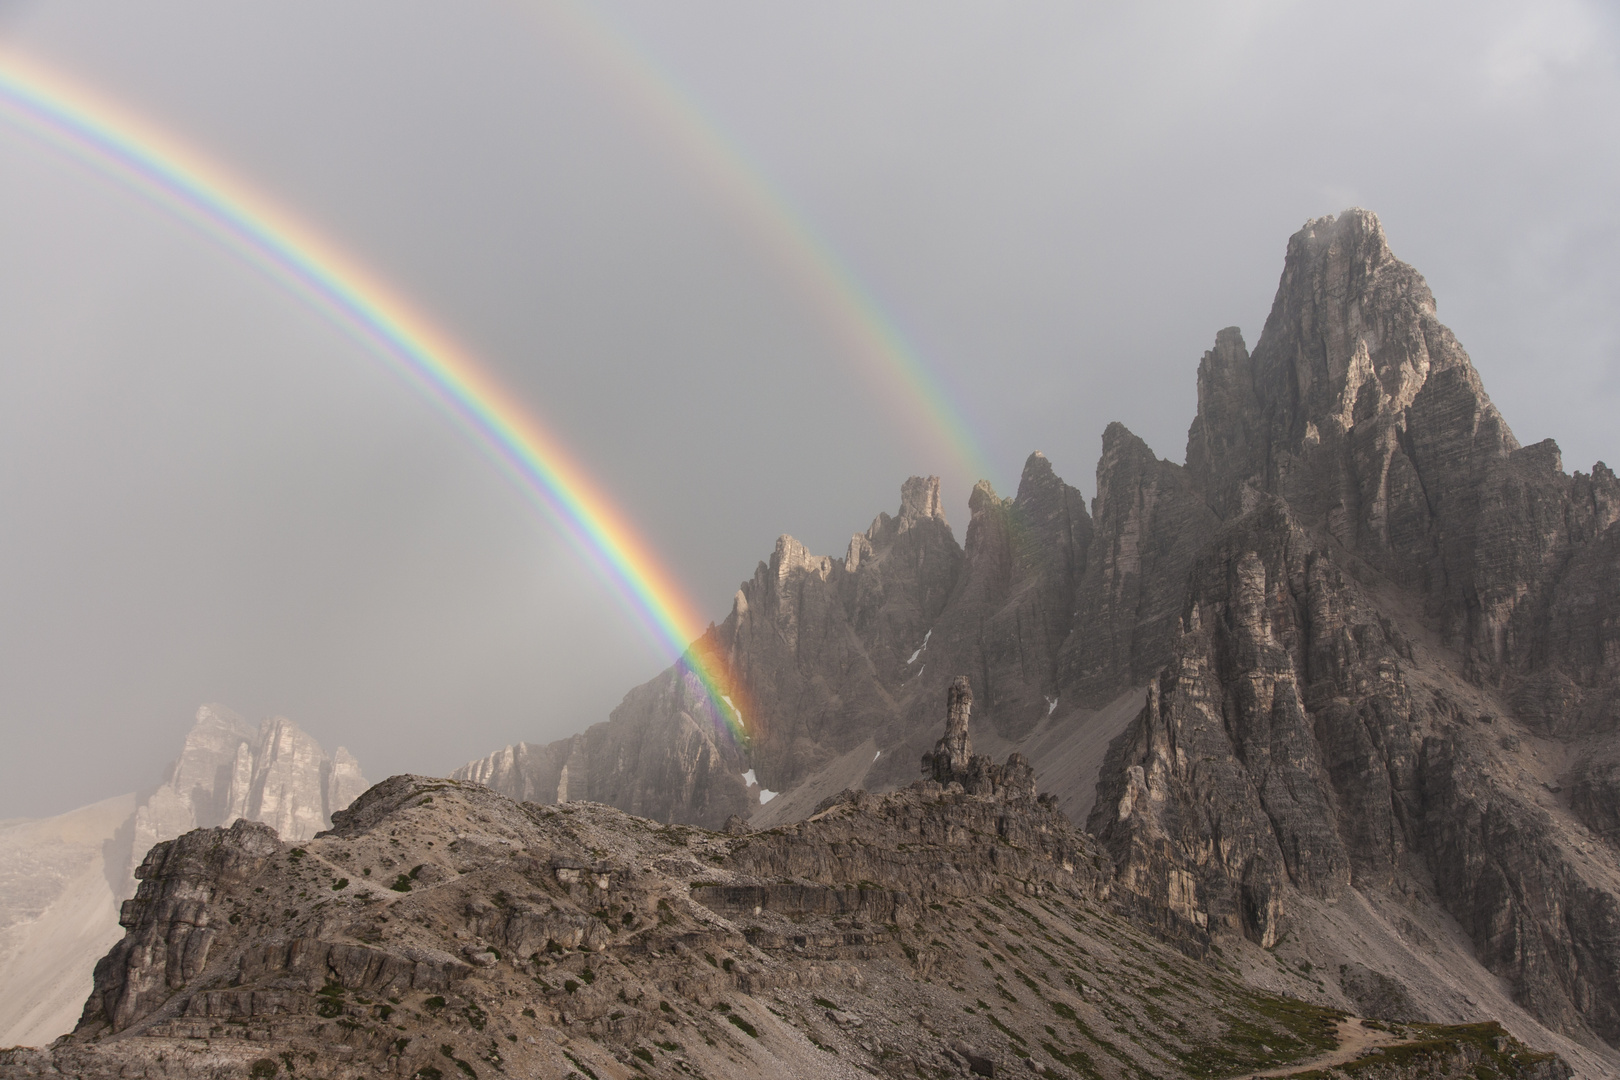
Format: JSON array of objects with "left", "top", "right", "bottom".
[
  {"left": 1088, "top": 211, "right": 1620, "bottom": 1054},
  {"left": 921, "top": 676, "right": 1038, "bottom": 802},
  {"left": 0, "top": 707, "right": 367, "bottom": 1049},
  {"left": 80, "top": 818, "right": 282, "bottom": 1033}
]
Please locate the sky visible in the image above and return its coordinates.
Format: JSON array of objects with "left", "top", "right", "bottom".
[{"left": 0, "top": 0, "right": 1616, "bottom": 819}]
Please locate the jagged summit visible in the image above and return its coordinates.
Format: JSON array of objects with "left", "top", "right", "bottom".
[{"left": 450, "top": 210, "right": 1620, "bottom": 1072}]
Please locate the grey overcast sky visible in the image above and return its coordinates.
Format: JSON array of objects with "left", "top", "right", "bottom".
[{"left": 1, "top": 1, "right": 1616, "bottom": 818}]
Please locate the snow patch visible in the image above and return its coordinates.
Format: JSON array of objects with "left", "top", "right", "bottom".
[
  {"left": 906, "top": 629, "right": 933, "bottom": 665},
  {"left": 1046, "top": 696, "right": 1059, "bottom": 717},
  {"left": 873, "top": 750, "right": 881, "bottom": 762},
  {"left": 742, "top": 769, "right": 758, "bottom": 787},
  {"left": 758, "top": 788, "right": 778, "bottom": 804},
  {"left": 721, "top": 695, "right": 742, "bottom": 723}
]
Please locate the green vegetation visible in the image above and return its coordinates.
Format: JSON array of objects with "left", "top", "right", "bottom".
[
  {"left": 1042, "top": 1040, "right": 1102, "bottom": 1080},
  {"left": 1177, "top": 994, "right": 1343, "bottom": 1078},
  {"left": 314, "top": 981, "right": 345, "bottom": 1019},
  {"left": 726, "top": 1013, "right": 759, "bottom": 1038}
]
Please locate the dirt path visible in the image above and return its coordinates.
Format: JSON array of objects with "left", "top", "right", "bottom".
[{"left": 1237, "top": 1017, "right": 1404, "bottom": 1079}]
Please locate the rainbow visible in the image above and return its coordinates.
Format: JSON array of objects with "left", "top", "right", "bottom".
[
  {"left": 523, "top": 0, "right": 997, "bottom": 488},
  {"left": 0, "top": 46, "right": 750, "bottom": 745}
]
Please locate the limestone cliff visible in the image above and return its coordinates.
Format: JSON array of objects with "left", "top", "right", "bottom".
[
  {"left": 134, "top": 706, "right": 369, "bottom": 864},
  {"left": 1090, "top": 211, "right": 1620, "bottom": 1056}
]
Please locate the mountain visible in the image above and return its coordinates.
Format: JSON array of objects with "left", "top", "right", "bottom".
[
  {"left": 455, "top": 210, "right": 1620, "bottom": 1067},
  {"left": 0, "top": 706, "right": 366, "bottom": 1048},
  {"left": 0, "top": 689, "right": 1578, "bottom": 1079}
]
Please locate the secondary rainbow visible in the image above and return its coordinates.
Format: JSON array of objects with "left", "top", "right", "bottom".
[
  {"left": 524, "top": 0, "right": 997, "bottom": 488},
  {"left": 0, "top": 47, "right": 749, "bottom": 743}
]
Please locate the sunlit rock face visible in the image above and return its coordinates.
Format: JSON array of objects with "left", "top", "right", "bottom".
[{"left": 1092, "top": 211, "right": 1620, "bottom": 1053}]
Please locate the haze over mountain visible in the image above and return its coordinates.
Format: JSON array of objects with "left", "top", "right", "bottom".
[{"left": 2, "top": 2, "right": 1616, "bottom": 823}]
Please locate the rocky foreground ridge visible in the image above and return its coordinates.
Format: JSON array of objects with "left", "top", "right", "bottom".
[
  {"left": 455, "top": 210, "right": 1620, "bottom": 1068},
  {"left": 0, "top": 707, "right": 366, "bottom": 1048},
  {"left": 1, "top": 686, "right": 1574, "bottom": 1079}
]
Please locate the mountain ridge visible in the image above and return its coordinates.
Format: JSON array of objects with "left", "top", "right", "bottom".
[{"left": 455, "top": 209, "right": 1620, "bottom": 1065}]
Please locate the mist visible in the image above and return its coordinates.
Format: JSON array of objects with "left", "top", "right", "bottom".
[{"left": 1, "top": 0, "right": 1615, "bottom": 817}]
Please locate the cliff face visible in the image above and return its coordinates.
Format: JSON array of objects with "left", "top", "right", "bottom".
[
  {"left": 1090, "top": 212, "right": 1620, "bottom": 1054},
  {"left": 454, "top": 209, "right": 1620, "bottom": 1065}
]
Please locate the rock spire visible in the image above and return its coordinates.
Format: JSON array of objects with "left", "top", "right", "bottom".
[{"left": 921, "top": 676, "right": 1039, "bottom": 802}]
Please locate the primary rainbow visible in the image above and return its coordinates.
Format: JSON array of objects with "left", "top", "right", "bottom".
[{"left": 0, "top": 47, "right": 749, "bottom": 743}]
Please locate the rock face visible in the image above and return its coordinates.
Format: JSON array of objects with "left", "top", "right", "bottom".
[
  {"left": 1088, "top": 212, "right": 1620, "bottom": 1057},
  {"left": 455, "top": 209, "right": 1620, "bottom": 1068},
  {"left": 0, "top": 707, "right": 365, "bottom": 1048},
  {"left": 0, "top": 691, "right": 1575, "bottom": 1079}
]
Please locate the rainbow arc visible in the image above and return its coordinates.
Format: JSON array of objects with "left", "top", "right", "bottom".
[{"left": 0, "top": 47, "right": 750, "bottom": 743}]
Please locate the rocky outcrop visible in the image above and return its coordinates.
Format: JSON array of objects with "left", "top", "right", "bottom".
[
  {"left": 921, "top": 675, "right": 1039, "bottom": 802},
  {"left": 80, "top": 819, "right": 282, "bottom": 1033}
]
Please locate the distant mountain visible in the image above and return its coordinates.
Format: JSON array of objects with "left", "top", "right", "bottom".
[
  {"left": 0, "top": 706, "right": 365, "bottom": 1048},
  {"left": 456, "top": 210, "right": 1620, "bottom": 1065}
]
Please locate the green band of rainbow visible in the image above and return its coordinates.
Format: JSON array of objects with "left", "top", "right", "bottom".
[{"left": 0, "top": 47, "right": 748, "bottom": 744}]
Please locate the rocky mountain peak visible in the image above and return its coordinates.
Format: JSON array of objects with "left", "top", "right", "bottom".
[
  {"left": 922, "top": 675, "right": 974, "bottom": 779},
  {"left": 898, "top": 474, "right": 947, "bottom": 530}
]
